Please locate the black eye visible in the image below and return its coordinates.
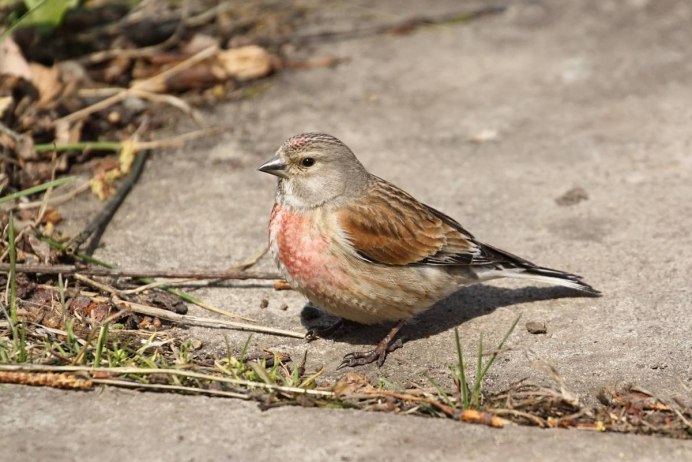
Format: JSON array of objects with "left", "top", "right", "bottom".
[{"left": 301, "top": 157, "right": 315, "bottom": 167}]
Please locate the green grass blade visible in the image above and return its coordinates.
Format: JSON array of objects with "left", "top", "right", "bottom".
[
  {"left": 0, "top": 176, "right": 76, "bottom": 204},
  {"left": 454, "top": 327, "right": 470, "bottom": 408},
  {"left": 479, "top": 314, "right": 522, "bottom": 379},
  {"left": 472, "top": 333, "right": 484, "bottom": 408},
  {"left": 39, "top": 233, "right": 244, "bottom": 323},
  {"left": 425, "top": 373, "right": 453, "bottom": 407},
  {"left": 57, "top": 273, "right": 67, "bottom": 324},
  {"left": 34, "top": 142, "right": 123, "bottom": 154},
  {"left": 239, "top": 334, "right": 253, "bottom": 362},
  {"left": 8, "top": 213, "right": 17, "bottom": 326},
  {"left": 94, "top": 323, "right": 109, "bottom": 367},
  {"left": 8, "top": 215, "right": 27, "bottom": 361},
  {"left": 38, "top": 235, "right": 115, "bottom": 268},
  {"left": 0, "top": 0, "right": 47, "bottom": 44}
]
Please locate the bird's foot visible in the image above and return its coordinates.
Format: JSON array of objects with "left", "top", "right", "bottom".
[
  {"left": 337, "top": 337, "right": 404, "bottom": 369},
  {"left": 337, "top": 320, "right": 407, "bottom": 369},
  {"left": 305, "top": 319, "right": 345, "bottom": 342}
]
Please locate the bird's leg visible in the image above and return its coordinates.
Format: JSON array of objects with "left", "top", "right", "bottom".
[
  {"left": 305, "top": 318, "right": 346, "bottom": 342},
  {"left": 338, "top": 320, "right": 406, "bottom": 369}
]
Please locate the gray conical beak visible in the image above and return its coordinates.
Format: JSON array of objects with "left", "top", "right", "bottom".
[{"left": 258, "top": 155, "right": 288, "bottom": 178}]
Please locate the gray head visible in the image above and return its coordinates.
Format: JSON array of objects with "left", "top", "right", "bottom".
[{"left": 258, "top": 133, "right": 370, "bottom": 209}]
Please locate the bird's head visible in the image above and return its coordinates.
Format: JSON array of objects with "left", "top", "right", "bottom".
[{"left": 259, "top": 133, "right": 369, "bottom": 208}]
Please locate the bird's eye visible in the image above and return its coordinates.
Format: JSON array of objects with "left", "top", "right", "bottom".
[{"left": 301, "top": 157, "right": 315, "bottom": 167}]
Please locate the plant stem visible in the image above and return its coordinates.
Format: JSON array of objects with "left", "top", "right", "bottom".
[
  {"left": 33, "top": 142, "right": 123, "bottom": 153},
  {"left": 454, "top": 328, "right": 469, "bottom": 408},
  {"left": 0, "top": 177, "right": 76, "bottom": 204},
  {"left": 8, "top": 214, "right": 17, "bottom": 326}
]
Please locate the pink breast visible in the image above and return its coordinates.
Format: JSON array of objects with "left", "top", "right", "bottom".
[{"left": 272, "top": 206, "right": 334, "bottom": 287}]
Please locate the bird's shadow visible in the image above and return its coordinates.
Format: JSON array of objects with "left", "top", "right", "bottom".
[{"left": 300, "top": 285, "right": 591, "bottom": 346}]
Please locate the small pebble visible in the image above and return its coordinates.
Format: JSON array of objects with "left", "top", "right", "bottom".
[
  {"left": 526, "top": 321, "right": 547, "bottom": 334},
  {"left": 555, "top": 187, "right": 589, "bottom": 206},
  {"left": 191, "top": 339, "right": 203, "bottom": 350},
  {"left": 279, "top": 303, "right": 289, "bottom": 311},
  {"left": 259, "top": 298, "right": 269, "bottom": 309}
]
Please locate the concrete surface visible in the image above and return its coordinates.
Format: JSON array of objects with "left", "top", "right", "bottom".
[
  {"left": 1, "top": 385, "right": 690, "bottom": 462},
  {"left": 7, "top": 0, "right": 692, "bottom": 460}
]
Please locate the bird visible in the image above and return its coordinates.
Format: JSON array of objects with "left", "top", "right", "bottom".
[{"left": 259, "top": 133, "right": 600, "bottom": 369}]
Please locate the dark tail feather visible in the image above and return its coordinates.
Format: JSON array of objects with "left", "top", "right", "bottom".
[
  {"left": 507, "top": 265, "right": 602, "bottom": 296},
  {"left": 477, "top": 243, "right": 602, "bottom": 296}
]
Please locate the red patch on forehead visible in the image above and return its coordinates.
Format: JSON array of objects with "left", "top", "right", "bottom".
[{"left": 285, "top": 135, "right": 310, "bottom": 151}]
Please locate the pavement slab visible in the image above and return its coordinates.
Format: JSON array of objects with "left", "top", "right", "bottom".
[
  {"left": 1, "top": 385, "right": 690, "bottom": 462},
  {"left": 7, "top": 0, "right": 692, "bottom": 459}
]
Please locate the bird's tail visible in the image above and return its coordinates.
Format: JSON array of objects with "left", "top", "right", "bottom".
[
  {"left": 474, "top": 243, "right": 601, "bottom": 296},
  {"left": 498, "top": 265, "right": 601, "bottom": 296}
]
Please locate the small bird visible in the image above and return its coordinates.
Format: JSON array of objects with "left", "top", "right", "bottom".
[{"left": 259, "top": 133, "right": 600, "bottom": 368}]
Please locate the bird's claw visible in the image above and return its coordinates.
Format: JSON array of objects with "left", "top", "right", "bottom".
[
  {"left": 304, "top": 319, "right": 345, "bottom": 343},
  {"left": 304, "top": 330, "right": 319, "bottom": 342},
  {"left": 337, "top": 338, "right": 404, "bottom": 369},
  {"left": 337, "top": 350, "right": 382, "bottom": 369}
]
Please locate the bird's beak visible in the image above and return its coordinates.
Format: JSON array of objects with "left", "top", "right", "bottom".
[{"left": 258, "top": 155, "right": 288, "bottom": 178}]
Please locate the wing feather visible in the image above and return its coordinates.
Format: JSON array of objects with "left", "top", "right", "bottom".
[{"left": 337, "top": 177, "right": 482, "bottom": 266}]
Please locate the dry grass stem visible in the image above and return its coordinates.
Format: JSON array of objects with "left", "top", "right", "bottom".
[
  {"left": 16, "top": 181, "right": 91, "bottom": 209},
  {"left": 113, "top": 297, "right": 305, "bottom": 339},
  {"left": 227, "top": 246, "right": 269, "bottom": 272},
  {"left": 0, "top": 264, "right": 280, "bottom": 280},
  {"left": 0, "top": 364, "right": 334, "bottom": 397},
  {"left": 91, "top": 378, "right": 249, "bottom": 399}
]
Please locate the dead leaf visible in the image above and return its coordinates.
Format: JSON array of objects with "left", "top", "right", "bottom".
[
  {"left": 217, "top": 45, "right": 273, "bottom": 81},
  {"left": 16, "top": 135, "right": 36, "bottom": 161},
  {"left": 68, "top": 296, "right": 92, "bottom": 315},
  {"left": 332, "top": 372, "right": 372, "bottom": 396},
  {"left": 0, "top": 96, "right": 12, "bottom": 118},
  {"left": 28, "top": 63, "right": 63, "bottom": 108},
  {"left": 54, "top": 118, "right": 83, "bottom": 144},
  {"left": 27, "top": 234, "right": 52, "bottom": 263},
  {"left": 0, "top": 36, "right": 32, "bottom": 81},
  {"left": 103, "top": 52, "right": 132, "bottom": 84},
  {"left": 163, "top": 65, "right": 222, "bottom": 92},
  {"left": 183, "top": 34, "right": 219, "bottom": 54},
  {"left": 41, "top": 208, "right": 63, "bottom": 225}
]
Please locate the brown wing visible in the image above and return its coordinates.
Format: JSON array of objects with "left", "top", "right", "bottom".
[{"left": 337, "top": 176, "right": 485, "bottom": 266}]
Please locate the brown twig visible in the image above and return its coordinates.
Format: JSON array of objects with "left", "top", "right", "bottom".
[
  {"left": 130, "top": 45, "right": 219, "bottom": 92},
  {"left": 0, "top": 263, "right": 280, "bottom": 280},
  {"left": 57, "top": 76, "right": 205, "bottom": 125},
  {"left": 273, "top": 280, "right": 292, "bottom": 290},
  {"left": 363, "top": 389, "right": 509, "bottom": 428},
  {"left": 113, "top": 296, "right": 305, "bottom": 339},
  {"left": 78, "top": 0, "right": 192, "bottom": 64},
  {"left": 490, "top": 408, "right": 547, "bottom": 427},
  {"left": 120, "top": 278, "right": 194, "bottom": 294},
  {"left": 73, "top": 88, "right": 202, "bottom": 123},
  {"left": 73, "top": 274, "right": 126, "bottom": 297},
  {"left": 65, "top": 148, "right": 150, "bottom": 255}
]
